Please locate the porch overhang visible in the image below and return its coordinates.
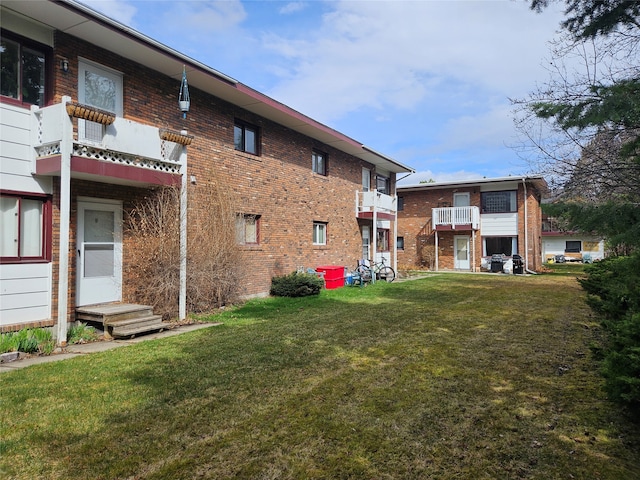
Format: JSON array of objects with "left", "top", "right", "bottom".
[
  {"left": 434, "top": 224, "right": 476, "bottom": 232},
  {"left": 36, "top": 155, "right": 181, "bottom": 187},
  {"left": 357, "top": 211, "right": 396, "bottom": 221}
]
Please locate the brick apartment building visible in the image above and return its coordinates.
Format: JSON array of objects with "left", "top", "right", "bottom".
[
  {"left": 396, "top": 177, "right": 547, "bottom": 273},
  {"left": 0, "top": 0, "right": 412, "bottom": 341}
]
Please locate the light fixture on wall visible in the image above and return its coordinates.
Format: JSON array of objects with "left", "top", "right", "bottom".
[{"left": 61, "top": 58, "right": 69, "bottom": 72}]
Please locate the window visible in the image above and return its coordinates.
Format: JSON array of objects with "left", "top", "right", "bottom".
[
  {"left": 313, "top": 222, "right": 327, "bottom": 245},
  {"left": 481, "top": 191, "right": 517, "bottom": 213},
  {"left": 484, "top": 237, "right": 516, "bottom": 256},
  {"left": 1, "top": 34, "right": 48, "bottom": 106},
  {"left": 1, "top": 192, "right": 51, "bottom": 262},
  {"left": 236, "top": 214, "right": 259, "bottom": 244},
  {"left": 376, "top": 175, "right": 390, "bottom": 195},
  {"left": 312, "top": 149, "right": 327, "bottom": 175},
  {"left": 234, "top": 120, "right": 259, "bottom": 155},
  {"left": 397, "top": 196, "right": 404, "bottom": 211},
  {"left": 397, "top": 236, "right": 405, "bottom": 250},
  {"left": 565, "top": 241, "right": 581, "bottom": 253},
  {"left": 362, "top": 168, "right": 371, "bottom": 192},
  {"left": 377, "top": 229, "right": 389, "bottom": 252}
]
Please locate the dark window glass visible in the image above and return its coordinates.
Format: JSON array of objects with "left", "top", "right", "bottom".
[
  {"left": 565, "top": 241, "right": 581, "bottom": 253},
  {"left": 234, "top": 121, "right": 259, "bottom": 155},
  {"left": 397, "top": 196, "right": 404, "bottom": 211},
  {"left": 1, "top": 36, "right": 46, "bottom": 106},
  {"left": 376, "top": 175, "right": 390, "bottom": 195},
  {"left": 312, "top": 150, "right": 327, "bottom": 175},
  {"left": 397, "top": 236, "right": 404, "bottom": 250},
  {"left": 485, "top": 237, "right": 514, "bottom": 256}
]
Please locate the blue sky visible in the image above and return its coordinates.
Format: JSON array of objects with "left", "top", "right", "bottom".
[{"left": 82, "top": 0, "right": 564, "bottom": 184}]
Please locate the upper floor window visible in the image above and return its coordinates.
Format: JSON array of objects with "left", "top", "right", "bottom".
[
  {"left": 1, "top": 192, "right": 51, "bottom": 262},
  {"left": 376, "top": 175, "right": 390, "bottom": 195},
  {"left": 312, "top": 149, "right": 327, "bottom": 175},
  {"left": 234, "top": 120, "right": 259, "bottom": 155},
  {"left": 397, "top": 196, "right": 404, "bottom": 211},
  {"left": 236, "top": 214, "right": 260, "bottom": 245},
  {"left": 481, "top": 191, "right": 516, "bottom": 213},
  {"left": 1, "top": 34, "right": 48, "bottom": 106},
  {"left": 313, "top": 222, "right": 327, "bottom": 245}
]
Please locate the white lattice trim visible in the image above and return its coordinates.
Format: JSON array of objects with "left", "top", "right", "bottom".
[
  {"left": 72, "top": 144, "right": 181, "bottom": 173},
  {"left": 35, "top": 142, "right": 62, "bottom": 157}
]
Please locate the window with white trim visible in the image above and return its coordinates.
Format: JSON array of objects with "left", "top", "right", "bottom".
[
  {"left": 313, "top": 222, "right": 327, "bottom": 245},
  {"left": 481, "top": 191, "right": 517, "bottom": 213},
  {"left": 0, "top": 192, "right": 51, "bottom": 262},
  {"left": 236, "top": 214, "right": 259, "bottom": 245}
]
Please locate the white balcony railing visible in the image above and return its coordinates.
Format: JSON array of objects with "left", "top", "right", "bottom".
[
  {"left": 433, "top": 206, "right": 480, "bottom": 230},
  {"left": 31, "top": 98, "right": 189, "bottom": 176},
  {"left": 356, "top": 190, "right": 397, "bottom": 217}
]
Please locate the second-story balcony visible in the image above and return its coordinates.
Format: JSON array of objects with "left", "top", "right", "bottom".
[
  {"left": 30, "top": 98, "right": 192, "bottom": 187},
  {"left": 433, "top": 206, "right": 480, "bottom": 231},
  {"left": 356, "top": 190, "right": 397, "bottom": 221}
]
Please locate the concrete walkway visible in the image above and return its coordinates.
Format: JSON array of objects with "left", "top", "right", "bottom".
[{"left": 0, "top": 322, "right": 220, "bottom": 373}]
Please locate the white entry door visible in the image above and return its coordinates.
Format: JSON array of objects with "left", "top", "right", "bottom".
[
  {"left": 454, "top": 235, "right": 470, "bottom": 270},
  {"left": 78, "top": 60, "right": 123, "bottom": 142},
  {"left": 77, "top": 200, "right": 122, "bottom": 306}
]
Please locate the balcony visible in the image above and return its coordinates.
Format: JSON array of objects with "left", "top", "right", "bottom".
[
  {"left": 433, "top": 206, "right": 480, "bottom": 231},
  {"left": 31, "top": 98, "right": 192, "bottom": 187},
  {"left": 356, "top": 190, "right": 397, "bottom": 220}
]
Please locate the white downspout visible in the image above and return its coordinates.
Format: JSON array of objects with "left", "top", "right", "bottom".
[
  {"left": 179, "top": 138, "right": 188, "bottom": 321},
  {"left": 522, "top": 178, "right": 531, "bottom": 273},
  {"left": 393, "top": 194, "right": 398, "bottom": 275},
  {"left": 56, "top": 96, "right": 72, "bottom": 346}
]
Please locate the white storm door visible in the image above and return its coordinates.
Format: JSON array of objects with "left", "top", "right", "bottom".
[
  {"left": 78, "top": 60, "right": 123, "bottom": 142},
  {"left": 362, "top": 225, "right": 371, "bottom": 262},
  {"left": 77, "top": 201, "right": 122, "bottom": 306},
  {"left": 454, "top": 235, "right": 470, "bottom": 270}
]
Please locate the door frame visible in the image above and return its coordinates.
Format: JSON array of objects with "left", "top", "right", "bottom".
[
  {"left": 76, "top": 198, "right": 123, "bottom": 306},
  {"left": 454, "top": 235, "right": 471, "bottom": 270}
]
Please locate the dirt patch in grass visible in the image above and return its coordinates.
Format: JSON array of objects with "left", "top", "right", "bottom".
[{"left": 1, "top": 274, "right": 639, "bottom": 479}]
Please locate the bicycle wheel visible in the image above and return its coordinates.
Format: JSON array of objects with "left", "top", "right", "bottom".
[{"left": 377, "top": 265, "right": 395, "bottom": 282}]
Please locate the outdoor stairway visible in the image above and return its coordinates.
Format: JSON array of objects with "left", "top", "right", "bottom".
[{"left": 75, "top": 303, "right": 168, "bottom": 339}]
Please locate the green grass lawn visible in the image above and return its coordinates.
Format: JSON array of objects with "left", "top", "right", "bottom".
[{"left": 2, "top": 272, "right": 639, "bottom": 479}]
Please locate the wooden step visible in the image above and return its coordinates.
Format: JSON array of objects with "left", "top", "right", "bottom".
[
  {"left": 110, "top": 316, "right": 169, "bottom": 338},
  {"left": 76, "top": 303, "right": 154, "bottom": 324}
]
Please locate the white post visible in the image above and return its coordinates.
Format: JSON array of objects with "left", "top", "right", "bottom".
[
  {"left": 56, "top": 96, "right": 72, "bottom": 346},
  {"left": 434, "top": 230, "right": 439, "bottom": 272},
  {"left": 179, "top": 140, "right": 188, "bottom": 320},
  {"left": 372, "top": 190, "right": 378, "bottom": 284}
]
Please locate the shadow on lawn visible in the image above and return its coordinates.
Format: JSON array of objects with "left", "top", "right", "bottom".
[{"left": 30, "top": 275, "right": 640, "bottom": 479}]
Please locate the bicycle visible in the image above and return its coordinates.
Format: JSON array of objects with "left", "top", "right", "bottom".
[{"left": 356, "top": 257, "right": 395, "bottom": 283}]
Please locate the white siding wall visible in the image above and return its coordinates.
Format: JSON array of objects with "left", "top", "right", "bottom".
[
  {"left": 542, "top": 236, "right": 605, "bottom": 260},
  {"left": 480, "top": 213, "right": 518, "bottom": 236},
  {"left": 1, "top": 102, "right": 53, "bottom": 327},
  {"left": 0, "top": 263, "right": 52, "bottom": 325}
]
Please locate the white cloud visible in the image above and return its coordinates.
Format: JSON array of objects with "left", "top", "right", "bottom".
[
  {"left": 279, "top": 2, "right": 307, "bottom": 15},
  {"left": 264, "top": 0, "right": 563, "bottom": 122}
]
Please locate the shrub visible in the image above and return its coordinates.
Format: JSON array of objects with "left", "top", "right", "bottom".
[
  {"left": 580, "top": 254, "right": 640, "bottom": 414},
  {"left": 270, "top": 272, "right": 324, "bottom": 297},
  {"left": 125, "top": 183, "right": 244, "bottom": 320},
  {"left": 0, "top": 328, "right": 54, "bottom": 355}
]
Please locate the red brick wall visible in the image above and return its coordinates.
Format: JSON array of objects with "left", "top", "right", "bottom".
[
  {"left": 397, "top": 183, "right": 544, "bottom": 272},
  {"left": 50, "top": 31, "right": 391, "bottom": 316}
]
